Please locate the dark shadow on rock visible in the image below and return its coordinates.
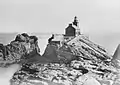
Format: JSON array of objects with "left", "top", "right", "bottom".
[
  {"left": 19, "top": 49, "right": 52, "bottom": 64},
  {"left": 42, "top": 44, "right": 60, "bottom": 63}
]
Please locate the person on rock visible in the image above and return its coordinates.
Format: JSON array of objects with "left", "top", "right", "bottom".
[{"left": 48, "top": 34, "right": 54, "bottom": 44}]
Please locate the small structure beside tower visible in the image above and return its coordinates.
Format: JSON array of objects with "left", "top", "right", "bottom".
[{"left": 65, "top": 23, "right": 76, "bottom": 37}]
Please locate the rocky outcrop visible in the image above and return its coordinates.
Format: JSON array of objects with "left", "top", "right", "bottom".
[
  {"left": 42, "top": 42, "right": 75, "bottom": 63},
  {"left": 0, "top": 33, "right": 40, "bottom": 67},
  {"left": 67, "top": 35, "right": 111, "bottom": 61},
  {"left": 10, "top": 34, "right": 119, "bottom": 85}
]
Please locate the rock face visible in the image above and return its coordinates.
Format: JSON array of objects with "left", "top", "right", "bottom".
[
  {"left": 0, "top": 33, "right": 40, "bottom": 67},
  {"left": 112, "top": 44, "right": 120, "bottom": 68},
  {"left": 10, "top": 34, "right": 119, "bottom": 85},
  {"left": 42, "top": 42, "right": 75, "bottom": 63},
  {"left": 42, "top": 43, "right": 60, "bottom": 62}
]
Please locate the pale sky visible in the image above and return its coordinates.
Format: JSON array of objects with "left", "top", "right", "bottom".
[{"left": 0, "top": 0, "right": 120, "bottom": 54}]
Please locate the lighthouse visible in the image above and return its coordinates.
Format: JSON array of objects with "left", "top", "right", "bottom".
[
  {"left": 72, "top": 16, "right": 81, "bottom": 36},
  {"left": 64, "top": 16, "right": 81, "bottom": 41}
]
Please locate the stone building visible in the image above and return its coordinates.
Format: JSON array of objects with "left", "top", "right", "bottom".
[{"left": 64, "top": 16, "right": 81, "bottom": 41}]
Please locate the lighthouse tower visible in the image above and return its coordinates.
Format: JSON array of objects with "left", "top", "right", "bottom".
[
  {"left": 72, "top": 16, "right": 81, "bottom": 36},
  {"left": 64, "top": 16, "right": 81, "bottom": 42}
]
